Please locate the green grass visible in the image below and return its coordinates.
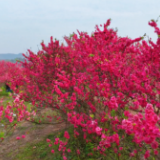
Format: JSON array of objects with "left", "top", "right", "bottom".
[
  {"left": 12, "top": 126, "right": 111, "bottom": 160},
  {"left": 0, "top": 85, "right": 10, "bottom": 97},
  {"left": 13, "top": 128, "right": 71, "bottom": 160},
  {"left": 13, "top": 126, "right": 97, "bottom": 160}
]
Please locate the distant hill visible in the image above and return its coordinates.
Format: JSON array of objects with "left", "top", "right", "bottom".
[{"left": 0, "top": 53, "right": 24, "bottom": 60}]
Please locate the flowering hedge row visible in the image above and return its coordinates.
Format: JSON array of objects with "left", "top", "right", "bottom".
[{"left": 1, "top": 19, "right": 160, "bottom": 159}]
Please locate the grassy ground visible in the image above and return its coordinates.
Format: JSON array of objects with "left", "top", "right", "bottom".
[
  {"left": 13, "top": 129, "right": 69, "bottom": 160},
  {"left": 12, "top": 126, "right": 97, "bottom": 160}
]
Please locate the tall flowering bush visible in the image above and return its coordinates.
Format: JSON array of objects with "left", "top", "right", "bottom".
[
  {"left": 0, "top": 61, "right": 22, "bottom": 85},
  {"left": 3, "top": 19, "right": 160, "bottom": 159}
]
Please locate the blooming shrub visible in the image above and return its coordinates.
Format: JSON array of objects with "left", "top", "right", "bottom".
[
  {"left": 0, "top": 61, "right": 22, "bottom": 85},
  {"left": 1, "top": 19, "right": 160, "bottom": 159}
]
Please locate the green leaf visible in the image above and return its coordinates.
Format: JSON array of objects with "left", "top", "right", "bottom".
[
  {"left": 89, "top": 54, "right": 94, "bottom": 57},
  {"left": 90, "top": 114, "right": 94, "bottom": 118},
  {"left": 111, "top": 109, "right": 116, "bottom": 117},
  {"left": 0, "top": 132, "right": 5, "bottom": 138},
  {"left": 122, "top": 113, "right": 127, "bottom": 119}
]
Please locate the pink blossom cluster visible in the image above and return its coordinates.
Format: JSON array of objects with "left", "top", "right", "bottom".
[
  {"left": 2, "top": 18, "right": 160, "bottom": 159},
  {"left": 122, "top": 104, "right": 160, "bottom": 150}
]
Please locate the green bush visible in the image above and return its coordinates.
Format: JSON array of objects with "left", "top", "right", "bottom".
[{"left": 0, "top": 86, "right": 9, "bottom": 96}]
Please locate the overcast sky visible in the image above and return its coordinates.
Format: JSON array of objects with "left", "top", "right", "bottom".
[{"left": 0, "top": 0, "right": 160, "bottom": 54}]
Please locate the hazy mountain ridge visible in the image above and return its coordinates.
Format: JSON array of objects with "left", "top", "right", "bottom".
[{"left": 0, "top": 53, "right": 24, "bottom": 61}]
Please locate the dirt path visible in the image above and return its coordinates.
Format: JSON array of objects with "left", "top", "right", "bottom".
[{"left": 0, "top": 120, "right": 68, "bottom": 160}]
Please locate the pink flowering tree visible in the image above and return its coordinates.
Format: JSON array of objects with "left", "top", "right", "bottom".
[
  {"left": 0, "top": 61, "right": 22, "bottom": 85},
  {"left": 1, "top": 19, "right": 160, "bottom": 159},
  {"left": 0, "top": 61, "right": 29, "bottom": 141}
]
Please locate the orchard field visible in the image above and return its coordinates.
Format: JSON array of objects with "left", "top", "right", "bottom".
[{"left": 1, "top": 19, "right": 160, "bottom": 160}]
